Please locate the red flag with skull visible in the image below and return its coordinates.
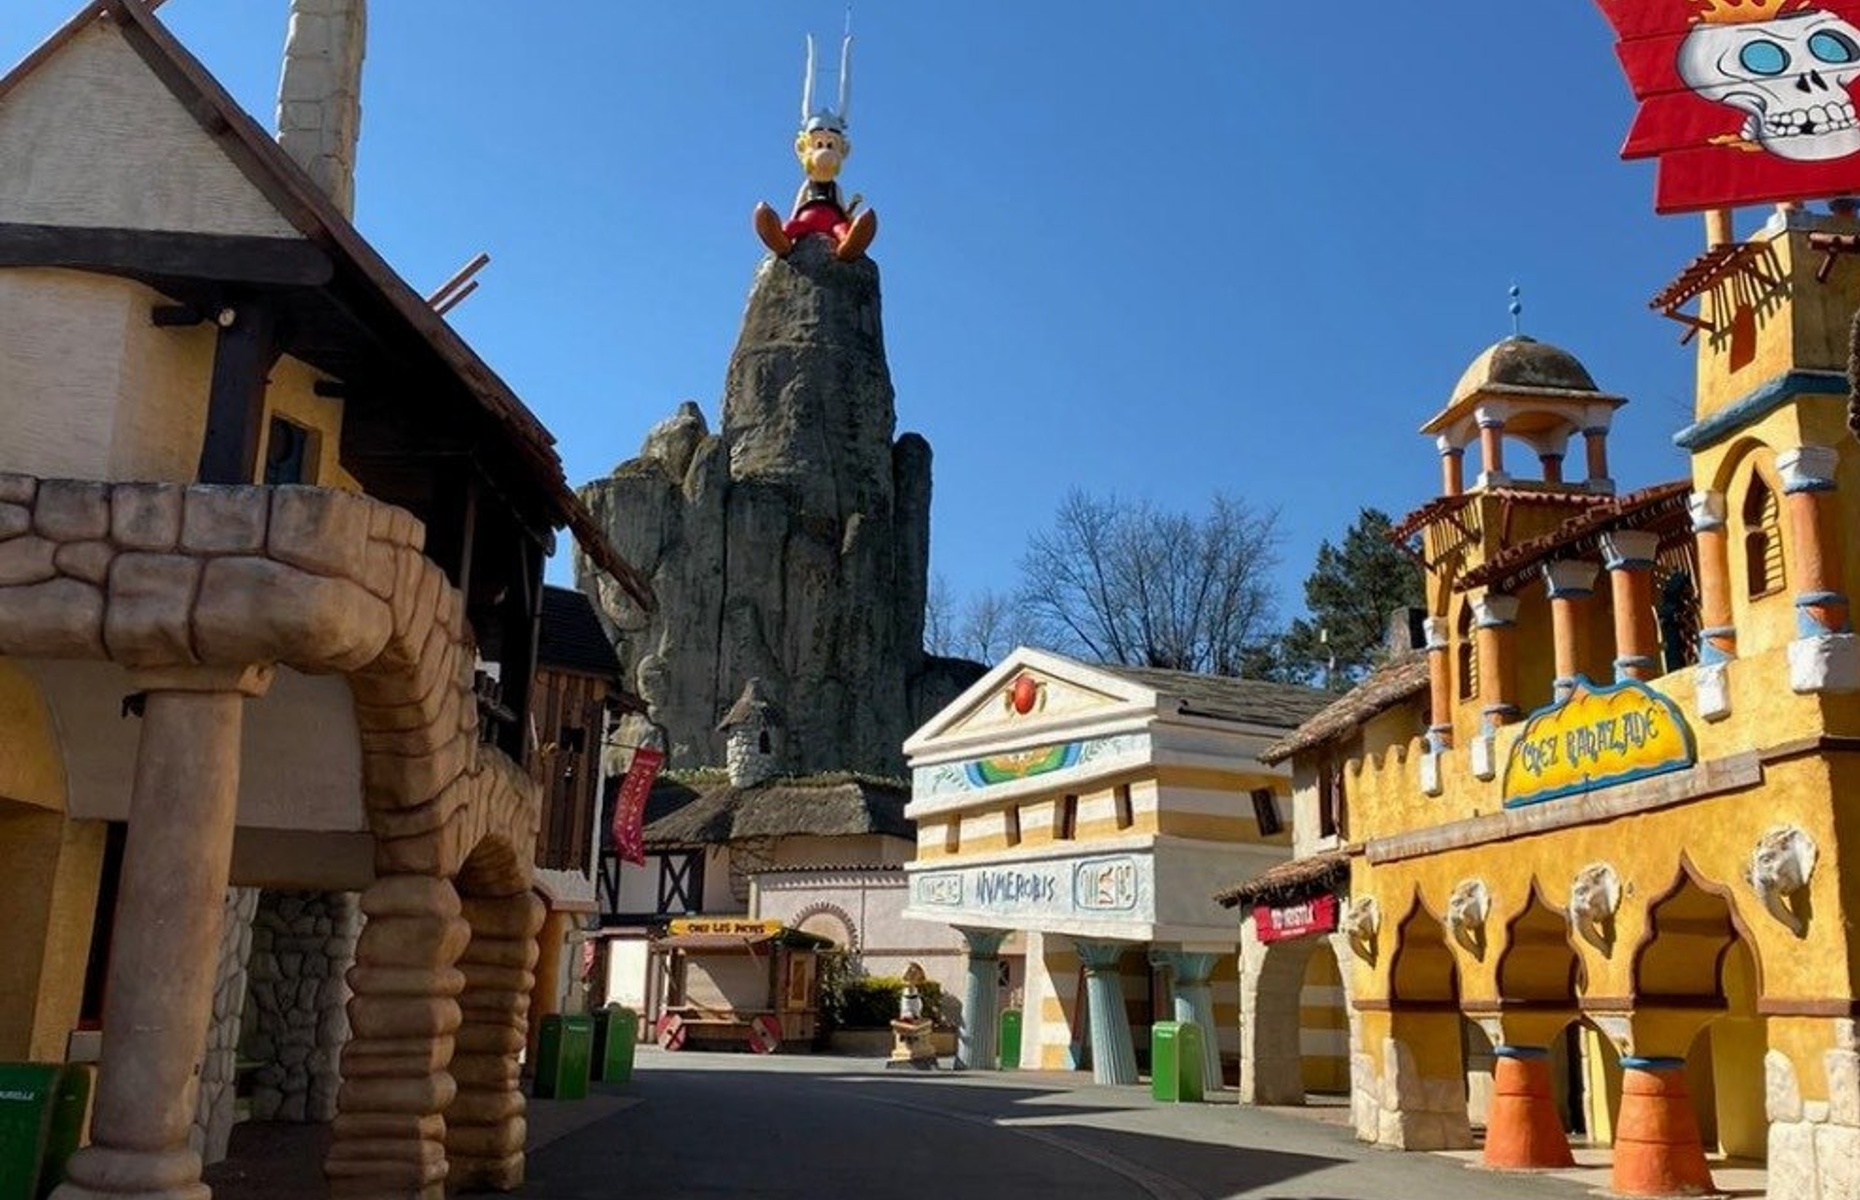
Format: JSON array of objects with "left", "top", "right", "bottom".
[{"left": 1597, "top": 0, "right": 1860, "bottom": 211}]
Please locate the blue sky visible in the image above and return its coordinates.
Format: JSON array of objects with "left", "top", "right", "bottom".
[{"left": 4, "top": 2, "right": 1721, "bottom": 620}]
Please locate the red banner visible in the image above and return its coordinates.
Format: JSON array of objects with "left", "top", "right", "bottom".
[
  {"left": 1254, "top": 893, "right": 1339, "bottom": 944},
  {"left": 1596, "top": 0, "right": 1860, "bottom": 212},
  {"left": 610, "top": 747, "right": 663, "bottom": 867}
]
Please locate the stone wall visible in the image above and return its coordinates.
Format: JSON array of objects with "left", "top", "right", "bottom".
[
  {"left": 192, "top": 885, "right": 259, "bottom": 1164},
  {"left": 1767, "top": 1036, "right": 1860, "bottom": 1199},
  {"left": 243, "top": 889, "right": 362, "bottom": 1123}
]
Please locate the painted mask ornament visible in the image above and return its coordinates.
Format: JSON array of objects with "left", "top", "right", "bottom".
[
  {"left": 1598, "top": 0, "right": 1860, "bottom": 211},
  {"left": 753, "top": 33, "right": 879, "bottom": 262}
]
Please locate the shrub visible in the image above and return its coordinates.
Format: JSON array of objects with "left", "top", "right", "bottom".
[{"left": 818, "top": 960, "right": 944, "bottom": 1030}]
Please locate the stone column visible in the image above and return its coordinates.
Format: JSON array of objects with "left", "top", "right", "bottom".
[
  {"left": 1476, "top": 406, "right": 1508, "bottom": 488},
  {"left": 54, "top": 664, "right": 272, "bottom": 1200},
  {"left": 325, "top": 875, "right": 470, "bottom": 1200},
  {"left": 1073, "top": 941, "right": 1138, "bottom": 1087},
  {"left": 954, "top": 927, "right": 1007, "bottom": 1071},
  {"left": 448, "top": 892, "right": 545, "bottom": 1192},
  {"left": 1424, "top": 616, "right": 1453, "bottom": 750},
  {"left": 1481, "top": 1046, "right": 1574, "bottom": 1170},
  {"left": 1152, "top": 950, "right": 1223, "bottom": 1092},
  {"left": 1436, "top": 436, "right": 1465, "bottom": 497},
  {"left": 1611, "top": 1057, "right": 1716, "bottom": 1197},
  {"left": 1689, "top": 490, "right": 1737, "bottom": 663},
  {"left": 1584, "top": 406, "right": 1615, "bottom": 493},
  {"left": 1473, "top": 594, "right": 1521, "bottom": 726},
  {"left": 1545, "top": 560, "right": 1599, "bottom": 699},
  {"left": 1779, "top": 447, "right": 1854, "bottom": 693},
  {"left": 1603, "top": 531, "right": 1662, "bottom": 683},
  {"left": 1584, "top": 426, "right": 1612, "bottom": 490},
  {"left": 525, "top": 908, "right": 572, "bottom": 1069}
]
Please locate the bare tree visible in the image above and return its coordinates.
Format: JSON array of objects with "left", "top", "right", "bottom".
[
  {"left": 1016, "top": 489, "right": 1281, "bottom": 676},
  {"left": 958, "top": 588, "right": 1021, "bottom": 665},
  {"left": 924, "top": 573, "right": 955, "bottom": 656}
]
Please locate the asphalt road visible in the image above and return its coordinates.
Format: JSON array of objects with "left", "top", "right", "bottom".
[{"left": 516, "top": 1050, "right": 1596, "bottom": 1200}]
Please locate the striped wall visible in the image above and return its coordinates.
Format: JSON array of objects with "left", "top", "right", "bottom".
[
  {"left": 916, "top": 771, "right": 1296, "bottom": 863},
  {"left": 1299, "top": 948, "right": 1350, "bottom": 1094}
]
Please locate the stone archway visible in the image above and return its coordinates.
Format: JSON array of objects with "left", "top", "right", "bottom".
[
  {"left": 1376, "top": 898, "right": 1473, "bottom": 1151},
  {"left": 1612, "top": 861, "right": 1765, "bottom": 1197},
  {"left": 0, "top": 478, "right": 546, "bottom": 1200},
  {"left": 0, "top": 656, "right": 93, "bottom": 1065},
  {"left": 792, "top": 901, "right": 858, "bottom": 952},
  {"left": 1480, "top": 884, "right": 1582, "bottom": 1169},
  {"left": 1240, "top": 929, "right": 1357, "bottom": 1106}
]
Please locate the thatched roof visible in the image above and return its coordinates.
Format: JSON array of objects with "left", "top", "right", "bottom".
[
  {"left": 633, "top": 772, "right": 913, "bottom": 847},
  {"left": 1097, "top": 665, "right": 1331, "bottom": 729},
  {"left": 1214, "top": 852, "right": 1349, "bottom": 909},
  {"left": 1257, "top": 653, "right": 1429, "bottom": 765}
]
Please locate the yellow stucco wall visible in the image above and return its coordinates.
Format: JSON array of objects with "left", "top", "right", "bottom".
[
  {"left": 0, "top": 658, "right": 66, "bottom": 813},
  {"left": 259, "top": 356, "right": 362, "bottom": 492},
  {"left": 1696, "top": 214, "right": 1860, "bottom": 417}
]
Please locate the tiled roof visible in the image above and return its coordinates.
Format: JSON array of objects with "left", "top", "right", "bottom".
[
  {"left": 1096, "top": 665, "right": 1332, "bottom": 730},
  {"left": 1257, "top": 654, "right": 1429, "bottom": 765},
  {"left": 1455, "top": 480, "right": 1691, "bottom": 593},
  {"left": 538, "top": 586, "right": 621, "bottom": 678}
]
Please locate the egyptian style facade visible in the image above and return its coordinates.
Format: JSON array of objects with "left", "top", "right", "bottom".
[
  {"left": 0, "top": 4, "right": 649, "bottom": 1199},
  {"left": 902, "top": 649, "right": 1328, "bottom": 1084},
  {"left": 1234, "top": 206, "right": 1860, "bottom": 1199}
]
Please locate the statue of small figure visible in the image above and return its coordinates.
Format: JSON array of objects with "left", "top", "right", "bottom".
[
  {"left": 888, "top": 962, "right": 937, "bottom": 1069},
  {"left": 754, "top": 33, "right": 878, "bottom": 262}
]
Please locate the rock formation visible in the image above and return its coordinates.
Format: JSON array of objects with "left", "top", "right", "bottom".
[{"left": 579, "top": 237, "right": 980, "bottom": 775}]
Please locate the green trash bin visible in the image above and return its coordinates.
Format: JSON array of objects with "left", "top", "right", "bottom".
[
  {"left": 40, "top": 1066, "right": 91, "bottom": 1198},
  {"left": 996, "top": 1009, "right": 1022, "bottom": 1071},
  {"left": 1149, "top": 1021, "right": 1205, "bottom": 1103},
  {"left": 592, "top": 1006, "right": 639, "bottom": 1084},
  {"left": 533, "top": 1014, "right": 594, "bottom": 1101},
  {"left": 0, "top": 1063, "right": 62, "bottom": 1200}
]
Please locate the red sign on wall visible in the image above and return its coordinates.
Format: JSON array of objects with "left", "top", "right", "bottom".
[
  {"left": 1254, "top": 893, "right": 1339, "bottom": 944},
  {"left": 610, "top": 747, "right": 664, "bottom": 867},
  {"left": 1597, "top": 0, "right": 1860, "bottom": 212}
]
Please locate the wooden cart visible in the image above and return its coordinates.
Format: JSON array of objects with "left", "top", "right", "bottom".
[{"left": 651, "top": 919, "right": 830, "bottom": 1054}]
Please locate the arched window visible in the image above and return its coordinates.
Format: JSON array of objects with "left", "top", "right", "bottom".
[
  {"left": 1743, "top": 474, "right": 1785, "bottom": 598},
  {"left": 1658, "top": 569, "right": 1701, "bottom": 672},
  {"left": 757, "top": 730, "right": 771, "bottom": 754},
  {"left": 1456, "top": 604, "right": 1478, "bottom": 702}
]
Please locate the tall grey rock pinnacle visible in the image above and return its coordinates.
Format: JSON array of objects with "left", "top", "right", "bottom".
[{"left": 578, "top": 238, "right": 979, "bottom": 776}]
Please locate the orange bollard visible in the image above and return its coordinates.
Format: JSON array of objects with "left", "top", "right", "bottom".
[
  {"left": 1483, "top": 1047, "right": 1576, "bottom": 1170},
  {"left": 1611, "top": 1058, "right": 1717, "bottom": 1197}
]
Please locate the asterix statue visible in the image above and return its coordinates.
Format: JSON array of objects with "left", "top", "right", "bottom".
[{"left": 753, "top": 33, "right": 877, "bottom": 261}]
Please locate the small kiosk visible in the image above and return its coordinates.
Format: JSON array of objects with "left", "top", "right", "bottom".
[{"left": 651, "top": 919, "right": 830, "bottom": 1053}]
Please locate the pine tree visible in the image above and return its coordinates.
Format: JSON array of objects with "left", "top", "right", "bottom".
[{"left": 1281, "top": 508, "right": 1425, "bottom": 689}]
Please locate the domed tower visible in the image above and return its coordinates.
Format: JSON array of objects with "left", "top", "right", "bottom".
[
  {"left": 1422, "top": 335, "right": 1624, "bottom": 497},
  {"left": 1394, "top": 336, "right": 1630, "bottom": 775}
]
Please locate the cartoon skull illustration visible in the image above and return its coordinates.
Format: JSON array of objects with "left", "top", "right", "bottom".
[{"left": 1678, "top": 9, "right": 1860, "bottom": 161}]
